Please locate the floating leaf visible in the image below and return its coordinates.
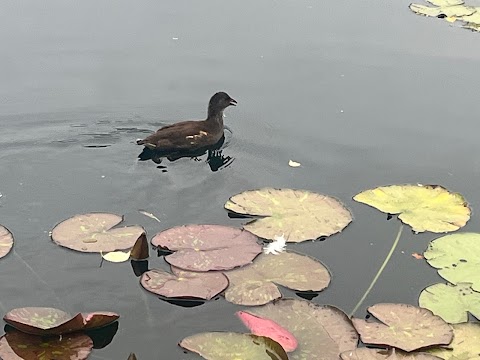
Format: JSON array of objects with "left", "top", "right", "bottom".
[
  {"left": 138, "top": 209, "right": 161, "bottom": 223},
  {"left": 419, "top": 282, "right": 480, "bottom": 323},
  {"left": 151, "top": 224, "right": 262, "bottom": 271},
  {"left": 236, "top": 311, "right": 298, "bottom": 352},
  {"left": 179, "top": 332, "right": 288, "bottom": 360},
  {"left": 288, "top": 160, "right": 301, "bottom": 167},
  {"left": 140, "top": 267, "right": 228, "bottom": 300},
  {"left": 341, "top": 348, "right": 442, "bottom": 359},
  {"left": 131, "top": 233, "right": 149, "bottom": 260},
  {"left": 352, "top": 303, "right": 453, "bottom": 352},
  {"left": 249, "top": 299, "right": 358, "bottom": 359},
  {"left": 424, "top": 232, "right": 480, "bottom": 291},
  {"left": 51, "top": 213, "right": 145, "bottom": 253},
  {"left": 224, "top": 251, "right": 330, "bottom": 306},
  {"left": 0, "top": 225, "right": 13, "bottom": 259},
  {"left": 225, "top": 188, "right": 352, "bottom": 242},
  {"left": 353, "top": 184, "right": 470, "bottom": 233},
  {"left": 3, "top": 307, "right": 119, "bottom": 336},
  {"left": 409, "top": 3, "right": 475, "bottom": 17},
  {"left": 0, "top": 330, "right": 93, "bottom": 360},
  {"left": 101, "top": 250, "right": 131, "bottom": 263},
  {"left": 428, "top": 322, "right": 480, "bottom": 359}
]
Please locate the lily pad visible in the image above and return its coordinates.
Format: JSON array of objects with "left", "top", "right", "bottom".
[
  {"left": 225, "top": 188, "right": 352, "bottom": 242},
  {"left": 409, "top": 3, "right": 475, "bottom": 18},
  {"left": 353, "top": 184, "right": 470, "bottom": 233},
  {"left": 224, "top": 251, "right": 330, "bottom": 306},
  {"left": 424, "top": 232, "right": 480, "bottom": 291},
  {"left": 236, "top": 310, "right": 297, "bottom": 352},
  {"left": 151, "top": 224, "right": 262, "bottom": 271},
  {"left": 140, "top": 267, "right": 228, "bottom": 300},
  {"left": 419, "top": 282, "right": 480, "bottom": 323},
  {"left": 341, "top": 348, "right": 442, "bottom": 359},
  {"left": 0, "top": 225, "right": 13, "bottom": 259},
  {"left": 428, "top": 322, "right": 480, "bottom": 359},
  {"left": 51, "top": 213, "right": 145, "bottom": 253},
  {"left": 3, "top": 307, "right": 119, "bottom": 336},
  {"left": 0, "top": 330, "right": 93, "bottom": 360},
  {"left": 179, "top": 332, "right": 288, "bottom": 360},
  {"left": 352, "top": 303, "right": 453, "bottom": 352},
  {"left": 249, "top": 299, "right": 358, "bottom": 360}
]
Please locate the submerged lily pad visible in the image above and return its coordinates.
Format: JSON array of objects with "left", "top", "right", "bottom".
[
  {"left": 0, "top": 225, "right": 13, "bottom": 259},
  {"left": 0, "top": 330, "right": 93, "bottom": 360},
  {"left": 3, "top": 307, "right": 119, "bottom": 336},
  {"left": 224, "top": 251, "right": 330, "bottom": 306},
  {"left": 179, "top": 332, "right": 288, "bottom": 360},
  {"left": 419, "top": 282, "right": 480, "bottom": 323},
  {"left": 225, "top": 188, "right": 352, "bottom": 242},
  {"left": 352, "top": 303, "right": 453, "bottom": 352},
  {"left": 151, "top": 224, "right": 262, "bottom": 271},
  {"left": 140, "top": 267, "right": 228, "bottom": 300},
  {"left": 51, "top": 213, "right": 145, "bottom": 252},
  {"left": 424, "top": 232, "right": 480, "bottom": 291},
  {"left": 249, "top": 299, "right": 358, "bottom": 359},
  {"left": 341, "top": 348, "right": 442, "bottom": 359},
  {"left": 353, "top": 184, "right": 470, "bottom": 233},
  {"left": 428, "top": 322, "right": 480, "bottom": 359}
]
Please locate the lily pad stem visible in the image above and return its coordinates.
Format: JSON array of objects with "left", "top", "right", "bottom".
[{"left": 349, "top": 224, "right": 404, "bottom": 317}]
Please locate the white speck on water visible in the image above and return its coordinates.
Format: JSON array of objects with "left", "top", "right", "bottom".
[
  {"left": 101, "top": 175, "right": 105, "bottom": 178},
  {"left": 340, "top": 110, "right": 344, "bottom": 113},
  {"left": 172, "top": 37, "right": 179, "bottom": 40}
]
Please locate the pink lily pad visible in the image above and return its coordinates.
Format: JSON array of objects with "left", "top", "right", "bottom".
[
  {"left": 51, "top": 212, "right": 145, "bottom": 253},
  {"left": 0, "top": 225, "right": 13, "bottom": 259},
  {"left": 236, "top": 311, "right": 298, "bottom": 352},
  {"left": 140, "top": 267, "right": 229, "bottom": 300},
  {"left": 0, "top": 330, "right": 93, "bottom": 360},
  {"left": 3, "top": 307, "right": 119, "bottom": 336},
  {"left": 151, "top": 224, "right": 262, "bottom": 271}
]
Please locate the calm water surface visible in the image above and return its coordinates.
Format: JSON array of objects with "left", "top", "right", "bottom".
[{"left": 2, "top": 0, "right": 480, "bottom": 358}]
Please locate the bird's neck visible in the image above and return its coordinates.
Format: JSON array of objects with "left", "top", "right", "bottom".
[{"left": 206, "top": 109, "right": 224, "bottom": 128}]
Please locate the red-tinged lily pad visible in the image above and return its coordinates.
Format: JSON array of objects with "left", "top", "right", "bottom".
[
  {"left": 352, "top": 303, "right": 453, "bottom": 352},
  {"left": 0, "top": 329, "right": 93, "bottom": 360},
  {"left": 151, "top": 224, "right": 262, "bottom": 272},
  {"left": 51, "top": 213, "right": 145, "bottom": 253},
  {"left": 249, "top": 299, "right": 358, "bottom": 359},
  {"left": 0, "top": 225, "right": 13, "bottom": 259},
  {"left": 236, "top": 311, "right": 297, "bottom": 352},
  {"left": 179, "top": 332, "right": 288, "bottom": 360},
  {"left": 341, "top": 348, "right": 442, "bottom": 359},
  {"left": 3, "top": 307, "right": 119, "bottom": 336},
  {"left": 224, "top": 251, "right": 330, "bottom": 306},
  {"left": 140, "top": 267, "right": 228, "bottom": 300}
]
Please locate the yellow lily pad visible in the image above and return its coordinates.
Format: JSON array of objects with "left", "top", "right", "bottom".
[
  {"left": 428, "top": 323, "right": 480, "bottom": 359},
  {"left": 353, "top": 184, "right": 470, "bottom": 233},
  {"left": 409, "top": 3, "right": 475, "bottom": 17}
]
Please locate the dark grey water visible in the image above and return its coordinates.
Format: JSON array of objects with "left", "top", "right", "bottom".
[{"left": 2, "top": 0, "right": 480, "bottom": 358}]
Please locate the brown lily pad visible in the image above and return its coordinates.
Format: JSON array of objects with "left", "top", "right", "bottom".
[
  {"left": 51, "top": 213, "right": 145, "bottom": 253},
  {"left": 151, "top": 224, "right": 262, "bottom": 271},
  {"left": 0, "top": 225, "right": 13, "bottom": 259},
  {"left": 352, "top": 303, "right": 453, "bottom": 352},
  {"left": 341, "top": 348, "right": 442, "bottom": 359},
  {"left": 140, "top": 267, "right": 228, "bottom": 300},
  {"left": 224, "top": 251, "right": 330, "bottom": 306},
  {"left": 225, "top": 188, "right": 353, "bottom": 242},
  {"left": 249, "top": 299, "right": 358, "bottom": 359},
  {"left": 3, "top": 307, "right": 119, "bottom": 336},
  {"left": 0, "top": 330, "right": 93, "bottom": 360}
]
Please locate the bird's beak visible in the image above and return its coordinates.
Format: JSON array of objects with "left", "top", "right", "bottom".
[{"left": 229, "top": 98, "right": 237, "bottom": 106}]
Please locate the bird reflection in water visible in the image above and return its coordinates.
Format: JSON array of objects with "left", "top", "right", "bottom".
[{"left": 137, "top": 135, "right": 234, "bottom": 172}]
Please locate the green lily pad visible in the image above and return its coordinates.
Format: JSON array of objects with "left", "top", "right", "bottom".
[
  {"left": 249, "top": 299, "right": 358, "bottom": 359},
  {"left": 151, "top": 224, "right": 262, "bottom": 271},
  {"left": 419, "top": 282, "right": 480, "bottom": 323},
  {"left": 352, "top": 303, "right": 453, "bottom": 352},
  {"left": 225, "top": 188, "right": 352, "bottom": 243},
  {"left": 428, "top": 322, "right": 480, "bottom": 359},
  {"left": 341, "top": 348, "right": 442, "bottom": 359},
  {"left": 140, "top": 267, "right": 228, "bottom": 300},
  {"left": 424, "top": 232, "right": 480, "bottom": 291},
  {"left": 179, "top": 332, "right": 288, "bottom": 360},
  {"left": 0, "top": 330, "right": 93, "bottom": 360},
  {"left": 353, "top": 184, "right": 470, "bottom": 233},
  {"left": 224, "top": 251, "right": 330, "bottom": 306},
  {"left": 51, "top": 213, "right": 145, "bottom": 253},
  {"left": 0, "top": 225, "right": 13, "bottom": 259}
]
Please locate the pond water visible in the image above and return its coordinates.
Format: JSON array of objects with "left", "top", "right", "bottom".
[{"left": 2, "top": 0, "right": 480, "bottom": 358}]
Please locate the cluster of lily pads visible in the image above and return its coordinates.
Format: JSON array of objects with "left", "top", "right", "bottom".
[{"left": 1, "top": 184, "right": 479, "bottom": 359}]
